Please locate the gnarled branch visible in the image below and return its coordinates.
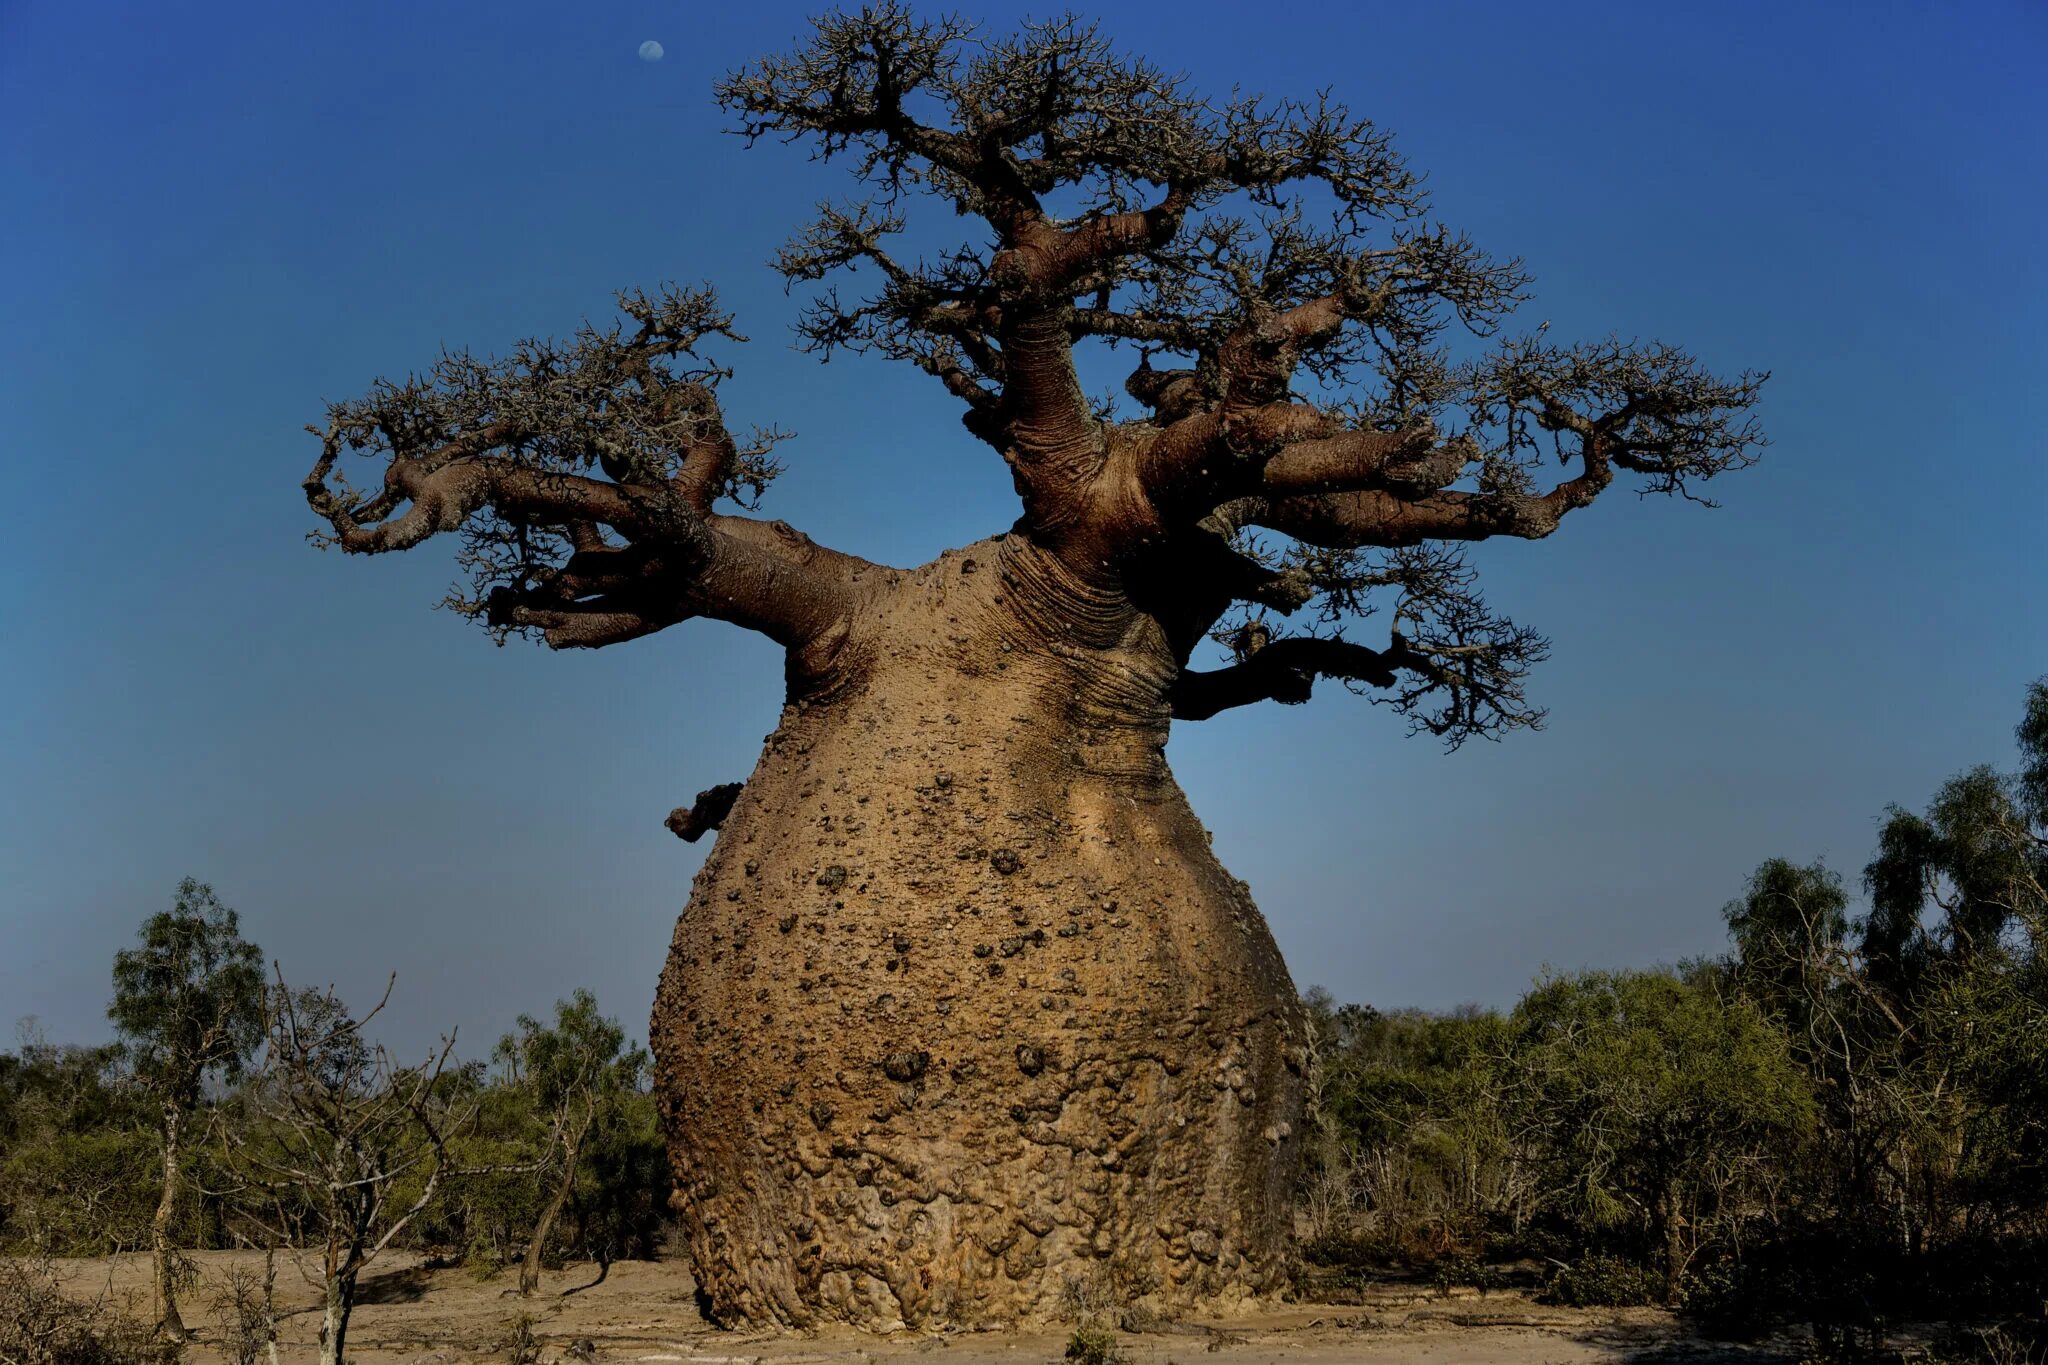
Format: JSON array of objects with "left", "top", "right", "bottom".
[
  {"left": 666, "top": 783, "right": 745, "bottom": 842},
  {"left": 304, "top": 284, "right": 877, "bottom": 652}
]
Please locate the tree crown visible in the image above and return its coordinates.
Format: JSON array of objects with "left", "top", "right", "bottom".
[
  {"left": 304, "top": 6, "right": 1766, "bottom": 745},
  {"left": 108, "top": 878, "right": 265, "bottom": 1110},
  {"left": 493, "top": 989, "right": 644, "bottom": 1118}
]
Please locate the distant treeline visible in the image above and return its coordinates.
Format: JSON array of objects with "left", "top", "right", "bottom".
[
  {"left": 1, "top": 679, "right": 2042, "bottom": 1353},
  {"left": 1298, "top": 678, "right": 2048, "bottom": 1336},
  {"left": 0, "top": 1018, "right": 664, "bottom": 1274},
  {"left": 2, "top": 909, "right": 664, "bottom": 1364}
]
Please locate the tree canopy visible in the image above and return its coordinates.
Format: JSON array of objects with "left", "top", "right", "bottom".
[
  {"left": 108, "top": 878, "right": 265, "bottom": 1109},
  {"left": 303, "top": 4, "right": 1765, "bottom": 746}
]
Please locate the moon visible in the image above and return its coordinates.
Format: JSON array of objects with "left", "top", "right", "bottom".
[{"left": 638, "top": 40, "right": 664, "bottom": 62}]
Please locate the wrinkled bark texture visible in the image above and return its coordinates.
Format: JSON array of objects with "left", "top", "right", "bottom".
[{"left": 652, "top": 534, "right": 1306, "bottom": 1329}]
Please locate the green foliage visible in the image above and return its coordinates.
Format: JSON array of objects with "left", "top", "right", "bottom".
[
  {"left": 1509, "top": 967, "right": 1812, "bottom": 1285},
  {"left": 1, "top": 979, "right": 662, "bottom": 1276},
  {"left": 387, "top": 992, "right": 663, "bottom": 1277},
  {"left": 1723, "top": 858, "right": 1850, "bottom": 1041},
  {"left": 0, "top": 1130, "right": 159, "bottom": 1255},
  {"left": 564, "top": 1087, "right": 666, "bottom": 1265},
  {"left": 108, "top": 879, "right": 264, "bottom": 1110},
  {"left": 0, "top": 1042, "right": 140, "bottom": 1150},
  {"left": 494, "top": 990, "right": 639, "bottom": 1119},
  {"left": 1063, "top": 1323, "right": 1126, "bottom": 1365},
  {"left": 491, "top": 990, "right": 654, "bottom": 1287},
  {"left": 1429, "top": 1252, "right": 1503, "bottom": 1296},
  {"left": 0, "top": 1043, "right": 159, "bottom": 1254},
  {"left": 1542, "top": 1254, "right": 1656, "bottom": 1308},
  {"left": 1297, "top": 993, "right": 1511, "bottom": 1258},
  {"left": 1291, "top": 676, "right": 2048, "bottom": 1327},
  {"left": 2017, "top": 679, "right": 2048, "bottom": 827}
]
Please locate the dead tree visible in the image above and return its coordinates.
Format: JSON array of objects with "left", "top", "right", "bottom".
[
  {"left": 222, "top": 974, "right": 458, "bottom": 1365},
  {"left": 300, "top": 7, "right": 1765, "bottom": 1329}
]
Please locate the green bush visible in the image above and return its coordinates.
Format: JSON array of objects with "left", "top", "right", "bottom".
[
  {"left": 1681, "top": 1258, "right": 1781, "bottom": 1340},
  {"left": 0, "top": 1131, "right": 159, "bottom": 1255},
  {"left": 1063, "top": 1323, "right": 1125, "bottom": 1365},
  {"left": 1430, "top": 1253, "right": 1504, "bottom": 1296},
  {"left": 1542, "top": 1254, "right": 1656, "bottom": 1308}
]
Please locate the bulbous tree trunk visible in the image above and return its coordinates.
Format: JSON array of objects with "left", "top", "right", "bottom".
[
  {"left": 305, "top": 22, "right": 1764, "bottom": 1327},
  {"left": 652, "top": 535, "right": 1308, "bottom": 1330}
]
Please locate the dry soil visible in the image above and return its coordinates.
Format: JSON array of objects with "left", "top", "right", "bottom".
[{"left": 47, "top": 1252, "right": 1806, "bottom": 1364}]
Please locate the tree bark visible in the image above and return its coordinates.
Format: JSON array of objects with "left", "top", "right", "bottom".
[
  {"left": 652, "top": 533, "right": 1307, "bottom": 1330},
  {"left": 261, "top": 1248, "right": 281, "bottom": 1365},
  {"left": 519, "top": 1126, "right": 586, "bottom": 1298},
  {"left": 152, "top": 1103, "right": 186, "bottom": 1341},
  {"left": 1655, "top": 1176, "right": 1685, "bottom": 1304},
  {"left": 319, "top": 1270, "right": 352, "bottom": 1365}
]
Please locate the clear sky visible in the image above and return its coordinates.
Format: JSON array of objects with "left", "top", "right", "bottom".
[{"left": 3, "top": 0, "right": 2043, "bottom": 1053}]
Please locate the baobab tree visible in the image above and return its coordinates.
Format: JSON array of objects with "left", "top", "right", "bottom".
[{"left": 301, "top": 7, "right": 1765, "bottom": 1330}]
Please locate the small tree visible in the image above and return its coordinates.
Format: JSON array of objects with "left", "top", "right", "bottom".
[
  {"left": 224, "top": 974, "right": 459, "bottom": 1365},
  {"left": 1723, "top": 860, "right": 1850, "bottom": 1021},
  {"left": 108, "top": 877, "right": 265, "bottom": 1340},
  {"left": 1506, "top": 969, "right": 1812, "bottom": 1299},
  {"left": 1863, "top": 678, "right": 2048, "bottom": 984},
  {"left": 1855, "top": 678, "right": 2048, "bottom": 1232},
  {"left": 493, "top": 989, "right": 647, "bottom": 1296}
]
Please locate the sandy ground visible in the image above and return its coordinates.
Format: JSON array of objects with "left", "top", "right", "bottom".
[{"left": 45, "top": 1251, "right": 1805, "bottom": 1364}]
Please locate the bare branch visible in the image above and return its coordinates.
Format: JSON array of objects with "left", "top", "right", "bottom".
[{"left": 304, "top": 284, "right": 879, "bottom": 651}]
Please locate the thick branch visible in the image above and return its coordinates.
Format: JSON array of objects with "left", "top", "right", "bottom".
[
  {"left": 1239, "top": 450, "right": 1613, "bottom": 549},
  {"left": 666, "top": 783, "right": 744, "bottom": 842},
  {"left": 1172, "top": 636, "right": 1410, "bottom": 721},
  {"left": 1049, "top": 184, "right": 1198, "bottom": 286},
  {"left": 304, "top": 286, "right": 882, "bottom": 652},
  {"left": 482, "top": 515, "right": 874, "bottom": 650},
  {"left": 1260, "top": 427, "right": 1469, "bottom": 497},
  {"left": 305, "top": 454, "right": 679, "bottom": 555}
]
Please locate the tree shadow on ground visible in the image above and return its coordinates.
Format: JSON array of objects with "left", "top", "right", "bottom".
[
  {"left": 1563, "top": 1319, "right": 1802, "bottom": 1364},
  {"left": 561, "top": 1260, "right": 611, "bottom": 1297},
  {"left": 351, "top": 1263, "right": 432, "bottom": 1306}
]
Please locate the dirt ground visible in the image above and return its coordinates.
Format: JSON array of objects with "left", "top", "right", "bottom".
[{"left": 48, "top": 1251, "right": 1807, "bottom": 1364}]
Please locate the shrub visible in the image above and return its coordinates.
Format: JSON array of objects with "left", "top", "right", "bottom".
[
  {"left": 496, "top": 1311, "right": 542, "bottom": 1365},
  {"left": 1541, "top": 1254, "right": 1656, "bottom": 1308},
  {"left": 208, "top": 1260, "right": 278, "bottom": 1365},
  {"left": 0, "top": 1256, "right": 177, "bottom": 1365},
  {"left": 1064, "top": 1323, "right": 1125, "bottom": 1365},
  {"left": 1681, "top": 1258, "right": 1782, "bottom": 1340},
  {"left": 1430, "top": 1252, "right": 1504, "bottom": 1296},
  {"left": 0, "top": 1131, "right": 159, "bottom": 1255}
]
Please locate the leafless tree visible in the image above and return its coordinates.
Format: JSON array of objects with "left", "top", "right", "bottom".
[{"left": 220, "top": 973, "right": 459, "bottom": 1365}]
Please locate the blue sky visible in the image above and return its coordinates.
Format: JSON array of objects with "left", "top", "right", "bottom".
[{"left": 2, "top": 0, "right": 2043, "bottom": 1051}]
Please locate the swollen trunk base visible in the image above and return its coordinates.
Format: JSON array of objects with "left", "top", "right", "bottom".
[{"left": 651, "top": 537, "right": 1306, "bottom": 1329}]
